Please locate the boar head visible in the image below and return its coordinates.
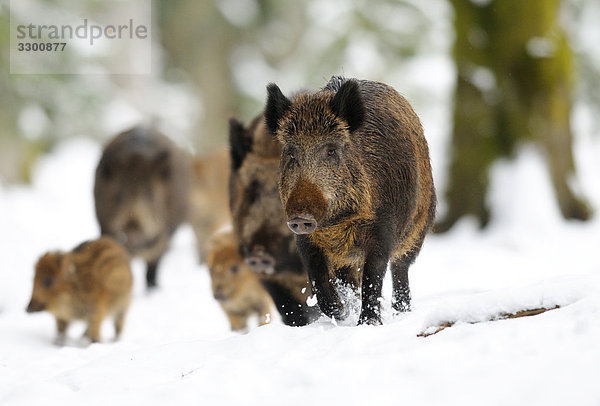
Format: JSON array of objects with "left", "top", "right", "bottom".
[
  {"left": 94, "top": 128, "right": 179, "bottom": 261},
  {"left": 265, "top": 80, "right": 368, "bottom": 234},
  {"left": 228, "top": 116, "right": 299, "bottom": 274},
  {"left": 27, "top": 252, "right": 72, "bottom": 313}
]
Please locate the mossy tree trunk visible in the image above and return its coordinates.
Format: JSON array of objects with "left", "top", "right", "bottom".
[{"left": 438, "top": 0, "right": 591, "bottom": 231}]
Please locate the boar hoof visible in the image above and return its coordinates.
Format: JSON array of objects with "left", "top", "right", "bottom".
[
  {"left": 358, "top": 310, "right": 383, "bottom": 326},
  {"left": 287, "top": 215, "right": 317, "bottom": 235},
  {"left": 54, "top": 335, "right": 67, "bottom": 346},
  {"left": 392, "top": 298, "right": 411, "bottom": 313},
  {"left": 318, "top": 299, "right": 348, "bottom": 321}
]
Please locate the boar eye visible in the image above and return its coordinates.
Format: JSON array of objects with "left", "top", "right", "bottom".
[
  {"left": 42, "top": 277, "right": 53, "bottom": 288},
  {"left": 229, "top": 265, "right": 239, "bottom": 274},
  {"left": 327, "top": 148, "right": 336, "bottom": 157},
  {"left": 284, "top": 146, "right": 296, "bottom": 161}
]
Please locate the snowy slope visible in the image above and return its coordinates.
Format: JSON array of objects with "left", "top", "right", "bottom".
[{"left": 0, "top": 122, "right": 599, "bottom": 406}]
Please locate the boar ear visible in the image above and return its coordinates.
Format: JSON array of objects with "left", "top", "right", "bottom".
[
  {"left": 229, "top": 118, "right": 253, "bottom": 170},
  {"left": 265, "top": 83, "right": 292, "bottom": 135},
  {"left": 330, "top": 80, "right": 365, "bottom": 133}
]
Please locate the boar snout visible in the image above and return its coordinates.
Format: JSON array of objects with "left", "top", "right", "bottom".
[
  {"left": 213, "top": 289, "right": 226, "bottom": 302},
  {"left": 123, "top": 218, "right": 143, "bottom": 249},
  {"left": 284, "top": 180, "right": 328, "bottom": 233},
  {"left": 245, "top": 250, "right": 275, "bottom": 274},
  {"left": 287, "top": 214, "right": 317, "bottom": 235},
  {"left": 26, "top": 299, "right": 46, "bottom": 313}
]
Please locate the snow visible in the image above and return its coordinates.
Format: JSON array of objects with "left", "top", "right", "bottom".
[
  {"left": 1, "top": 129, "right": 599, "bottom": 405},
  {"left": 2, "top": 83, "right": 600, "bottom": 405}
]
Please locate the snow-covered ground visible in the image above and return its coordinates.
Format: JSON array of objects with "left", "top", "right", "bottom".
[{"left": 0, "top": 122, "right": 599, "bottom": 405}]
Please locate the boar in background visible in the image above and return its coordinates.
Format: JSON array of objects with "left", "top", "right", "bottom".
[
  {"left": 229, "top": 114, "right": 321, "bottom": 326},
  {"left": 188, "top": 150, "right": 231, "bottom": 262},
  {"left": 94, "top": 126, "right": 192, "bottom": 288}
]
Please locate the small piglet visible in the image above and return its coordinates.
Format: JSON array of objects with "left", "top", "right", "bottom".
[
  {"left": 207, "top": 230, "right": 273, "bottom": 331},
  {"left": 26, "top": 237, "right": 133, "bottom": 344}
]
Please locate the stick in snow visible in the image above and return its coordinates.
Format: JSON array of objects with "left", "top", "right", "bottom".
[{"left": 417, "top": 306, "right": 561, "bottom": 337}]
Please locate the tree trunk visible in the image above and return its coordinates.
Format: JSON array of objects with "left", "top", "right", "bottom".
[
  {"left": 157, "top": 0, "right": 239, "bottom": 151},
  {"left": 438, "top": 0, "right": 591, "bottom": 232}
]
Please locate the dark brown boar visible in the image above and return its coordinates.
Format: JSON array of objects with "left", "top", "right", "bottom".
[
  {"left": 228, "top": 114, "right": 321, "bottom": 326},
  {"left": 265, "top": 76, "right": 436, "bottom": 325},
  {"left": 94, "top": 126, "right": 192, "bottom": 288},
  {"left": 188, "top": 150, "right": 232, "bottom": 262},
  {"left": 26, "top": 237, "right": 133, "bottom": 344},
  {"left": 206, "top": 229, "right": 273, "bottom": 331}
]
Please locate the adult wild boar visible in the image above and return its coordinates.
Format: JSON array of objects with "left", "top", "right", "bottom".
[
  {"left": 265, "top": 76, "right": 436, "bottom": 325},
  {"left": 94, "top": 126, "right": 192, "bottom": 288},
  {"left": 229, "top": 114, "right": 320, "bottom": 326}
]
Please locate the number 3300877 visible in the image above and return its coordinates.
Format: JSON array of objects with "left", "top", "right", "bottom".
[{"left": 17, "top": 42, "right": 66, "bottom": 51}]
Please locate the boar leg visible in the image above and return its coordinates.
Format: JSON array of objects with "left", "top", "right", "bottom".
[
  {"left": 359, "top": 244, "right": 392, "bottom": 325},
  {"left": 54, "top": 319, "right": 69, "bottom": 345},
  {"left": 260, "top": 280, "right": 316, "bottom": 326},
  {"left": 390, "top": 252, "right": 415, "bottom": 313},
  {"left": 297, "top": 236, "right": 347, "bottom": 321},
  {"left": 226, "top": 311, "right": 248, "bottom": 332},
  {"left": 146, "top": 260, "right": 159, "bottom": 288},
  {"left": 84, "top": 303, "right": 107, "bottom": 343},
  {"left": 114, "top": 311, "right": 127, "bottom": 340},
  {"left": 256, "top": 305, "right": 272, "bottom": 326},
  {"left": 334, "top": 265, "right": 361, "bottom": 292}
]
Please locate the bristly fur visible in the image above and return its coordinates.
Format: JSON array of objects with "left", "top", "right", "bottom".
[
  {"left": 265, "top": 84, "right": 292, "bottom": 134},
  {"left": 323, "top": 75, "right": 346, "bottom": 92},
  {"left": 329, "top": 79, "right": 365, "bottom": 133},
  {"left": 27, "top": 237, "right": 132, "bottom": 343},
  {"left": 228, "top": 113, "right": 321, "bottom": 326},
  {"left": 228, "top": 118, "right": 253, "bottom": 171},
  {"left": 265, "top": 76, "right": 437, "bottom": 325}
]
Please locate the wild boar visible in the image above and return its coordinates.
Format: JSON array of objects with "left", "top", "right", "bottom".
[
  {"left": 229, "top": 114, "right": 321, "bottom": 326},
  {"left": 206, "top": 229, "right": 272, "bottom": 331},
  {"left": 26, "top": 237, "right": 133, "bottom": 343},
  {"left": 265, "top": 76, "right": 436, "bottom": 325},
  {"left": 94, "top": 126, "right": 192, "bottom": 288},
  {"left": 188, "top": 150, "right": 231, "bottom": 262}
]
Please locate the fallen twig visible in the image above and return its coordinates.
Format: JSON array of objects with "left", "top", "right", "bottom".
[{"left": 418, "top": 305, "right": 561, "bottom": 337}]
